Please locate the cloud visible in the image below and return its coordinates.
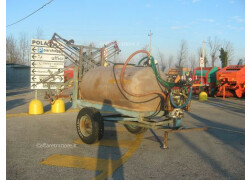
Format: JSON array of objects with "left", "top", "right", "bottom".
[
  {"left": 171, "top": 26, "right": 182, "bottom": 30},
  {"left": 170, "top": 25, "right": 188, "bottom": 30},
  {"left": 203, "top": 19, "right": 215, "bottom": 23},
  {"left": 175, "top": 0, "right": 189, "bottom": 5},
  {"left": 189, "top": 20, "right": 198, "bottom": 25},
  {"left": 215, "top": 30, "right": 222, "bottom": 35},
  {"left": 145, "top": 3, "right": 152, "bottom": 8},
  {"left": 196, "top": 18, "right": 215, "bottom": 23},
  {"left": 226, "top": 24, "right": 244, "bottom": 31},
  {"left": 231, "top": 16, "right": 244, "bottom": 23},
  {"left": 207, "top": 19, "right": 215, "bottom": 23},
  {"left": 192, "top": 0, "right": 200, "bottom": 3}
]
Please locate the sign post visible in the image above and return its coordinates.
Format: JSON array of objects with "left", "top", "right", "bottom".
[
  {"left": 30, "top": 39, "right": 65, "bottom": 90},
  {"left": 200, "top": 41, "right": 206, "bottom": 85},
  {"left": 200, "top": 57, "right": 204, "bottom": 85}
]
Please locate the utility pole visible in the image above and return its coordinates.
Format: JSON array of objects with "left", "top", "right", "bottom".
[
  {"left": 148, "top": 30, "right": 153, "bottom": 56},
  {"left": 202, "top": 41, "right": 205, "bottom": 59},
  {"left": 201, "top": 40, "right": 205, "bottom": 85}
]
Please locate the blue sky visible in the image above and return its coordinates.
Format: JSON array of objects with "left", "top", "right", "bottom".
[{"left": 6, "top": 0, "right": 245, "bottom": 65}]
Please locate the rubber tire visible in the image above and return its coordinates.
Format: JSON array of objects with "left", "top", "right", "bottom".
[
  {"left": 76, "top": 107, "right": 104, "bottom": 144},
  {"left": 124, "top": 124, "right": 148, "bottom": 134},
  {"left": 89, "top": 107, "right": 104, "bottom": 140}
]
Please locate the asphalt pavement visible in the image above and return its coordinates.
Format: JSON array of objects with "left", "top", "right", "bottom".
[{"left": 6, "top": 85, "right": 245, "bottom": 180}]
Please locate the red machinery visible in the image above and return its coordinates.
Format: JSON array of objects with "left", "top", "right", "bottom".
[
  {"left": 192, "top": 67, "right": 220, "bottom": 96},
  {"left": 216, "top": 65, "right": 245, "bottom": 98},
  {"left": 64, "top": 66, "right": 74, "bottom": 82}
]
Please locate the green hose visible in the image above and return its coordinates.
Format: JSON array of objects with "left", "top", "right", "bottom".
[
  {"left": 150, "top": 56, "right": 175, "bottom": 87},
  {"left": 138, "top": 56, "right": 189, "bottom": 91},
  {"left": 138, "top": 55, "right": 192, "bottom": 108},
  {"left": 183, "top": 86, "right": 188, "bottom": 94},
  {"left": 147, "top": 56, "right": 192, "bottom": 107},
  {"left": 137, "top": 56, "right": 149, "bottom": 65}
]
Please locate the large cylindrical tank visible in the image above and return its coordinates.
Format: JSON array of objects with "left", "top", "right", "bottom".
[{"left": 80, "top": 65, "right": 166, "bottom": 112}]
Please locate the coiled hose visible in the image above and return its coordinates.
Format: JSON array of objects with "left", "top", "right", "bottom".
[
  {"left": 170, "top": 87, "right": 193, "bottom": 108},
  {"left": 121, "top": 50, "right": 192, "bottom": 108},
  {"left": 149, "top": 56, "right": 192, "bottom": 108},
  {"left": 137, "top": 56, "right": 149, "bottom": 65},
  {"left": 150, "top": 56, "right": 175, "bottom": 88},
  {"left": 120, "top": 50, "right": 167, "bottom": 100}
]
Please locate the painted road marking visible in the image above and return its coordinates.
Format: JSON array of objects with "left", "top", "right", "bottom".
[
  {"left": 74, "top": 138, "right": 133, "bottom": 148},
  {"left": 41, "top": 154, "right": 114, "bottom": 171},
  {"left": 6, "top": 109, "right": 120, "bottom": 118},
  {"left": 104, "top": 126, "right": 127, "bottom": 132},
  {"left": 41, "top": 134, "right": 143, "bottom": 180},
  {"left": 6, "top": 108, "right": 80, "bottom": 118}
]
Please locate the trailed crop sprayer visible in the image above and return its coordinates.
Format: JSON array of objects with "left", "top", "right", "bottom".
[{"left": 48, "top": 35, "right": 207, "bottom": 148}]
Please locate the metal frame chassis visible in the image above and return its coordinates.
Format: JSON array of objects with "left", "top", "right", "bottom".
[{"left": 75, "top": 98, "right": 208, "bottom": 149}]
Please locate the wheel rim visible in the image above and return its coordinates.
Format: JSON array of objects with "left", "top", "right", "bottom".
[{"left": 79, "top": 115, "right": 92, "bottom": 137}]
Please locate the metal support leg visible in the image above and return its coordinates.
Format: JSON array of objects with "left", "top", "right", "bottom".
[
  {"left": 223, "top": 85, "right": 225, "bottom": 100},
  {"left": 72, "top": 67, "right": 79, "bottom": 108},
  {"left": 163, "top": 131, "right": 168, "bottom": 149}
]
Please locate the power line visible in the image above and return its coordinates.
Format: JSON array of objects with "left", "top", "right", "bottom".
[{"left": 6, "top": 0, "right": 55, "bottom": 28}]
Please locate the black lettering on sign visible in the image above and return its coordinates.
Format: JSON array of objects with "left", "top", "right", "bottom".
[{"left": 32, "top": 40, "right": 48, "bottom": 46}]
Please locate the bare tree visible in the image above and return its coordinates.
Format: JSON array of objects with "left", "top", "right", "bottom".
[
  {"left": 113, "top": 54, "right": 124, "bottom": 63},
  {"left": 142, "top": 44, "right": 148, "bottom": 51},
  {"left": 136, "top": 44, "right": 149, "bottom": 64},
  {"left": 6, "top": 35, "right": 20, "bottom": 64},
  {"left": 36, "top": 27, "right": 44, "bottom": 39},
  {"left": 176, "top": 40, "right": 188, "bottom": 68},
  {"left": 18, "top": 33, "right": 29, "bottom": 65},
  {"left": 158, "top": 49, "right": 167, "bottom": 72},
  {"left": 87, "top": 42, "right": 95, "bottom": 54},
  {"left": 141, "top": 44, "right": 148, "bottom": 56},
  {"left": 167, "top": 54, "right": 174, "bottom": 69},
  {"left": 222, "top": 40, "right": 234, "bottom": 64},
  {"left": 207, "top": 36, "right": 220, "bottom": 67},
  {"left": 189, "top": 54, "right": 197, "bottom": 71}
]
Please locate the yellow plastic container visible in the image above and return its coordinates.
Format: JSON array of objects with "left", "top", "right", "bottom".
[
  {"left": 51, "top": 99, "right": 65, "bottom": 113},
  {"left": 199, "top": 91, "right": 208, "bottom": 101},
  {"left": 29, "top": 99, "right": 44, "bottom": 115}
]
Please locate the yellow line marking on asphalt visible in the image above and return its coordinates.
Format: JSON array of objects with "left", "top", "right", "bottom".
[
  {"left": 40, "top": 134, "right": 143, "bottom": 180},
  {"left": 104, "top": 126, "right": 127, "bottom": 132},
  {"left": 94, "top": 134, "right": 143, "bottom": 180},
  {"left": 74, "top": 138, "right": 133, "bottom": 148},
  {"left": 6, "top": 113, "right": 29, "bottom": 118},
  {"left": 6, "top": 108, "right": 118, "bottom": 118},
  {"left": 41, "top": 154, "right": 114, "bottom": 171},
  {"left": 6, "top": 108, "right": 80, "bottom": 118}
]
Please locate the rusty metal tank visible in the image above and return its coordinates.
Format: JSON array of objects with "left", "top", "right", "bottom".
[{"left": 80, "top": 65, "right": 166, "bottom": 112}]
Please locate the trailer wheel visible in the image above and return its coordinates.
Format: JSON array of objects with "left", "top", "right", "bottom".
[
  {"left": 124, "top": 124, "right": 148, "bottom": 134},
  {"left": 76, "top": 107, "right": 104, "bottom": 144},
  {"left": 89, "top": 107, "right": 104, "bottom": 140}
]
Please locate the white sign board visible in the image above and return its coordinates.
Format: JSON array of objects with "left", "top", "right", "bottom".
[
  {"left": 31, "top": 39, "right": 64, "bottom": 48},
  {"left": 200, "top": 57, "right": 205, "bottom": 68},
  {"left": 31, "top": 68, "right": 64, "bottom": 76},
  {"left": 30, "top": 83, "right": 63, "bottom": 90},
  {"left": 30, "top": 54, "right": 65, "bottom": 61},
  {"left": 30, "top": 75, "right": 64, "bottom": 83},
  {"left": 30, "top": 39, "right": 65, "bottom": 89},
  {"left": 30, "top": 46, "right": 63, "bottom": 55},
  {"left": 31, "top": 61, "right": 64, "bottom": 69}
]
